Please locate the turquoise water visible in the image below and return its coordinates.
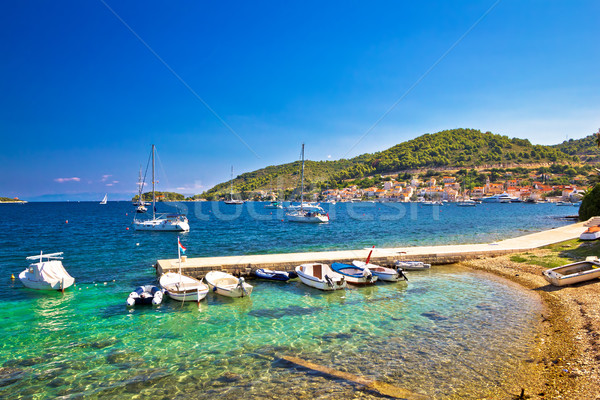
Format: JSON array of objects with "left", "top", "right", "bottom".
[{"left": 0, "top": 202, "right": 569, "bottom": 398}]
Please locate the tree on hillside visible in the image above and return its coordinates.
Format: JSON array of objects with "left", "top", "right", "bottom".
[{"left": 579, "top": 128, "right": 600, "bottom": 221}]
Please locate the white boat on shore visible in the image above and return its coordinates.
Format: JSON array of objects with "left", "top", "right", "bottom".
[
  {"left": 295, "top": 263, "right": 346, "bottom": 291},
  {"left": 542, "top": 260, "right": 600, "bottom": 286},
  {"left": 19, "top": 252, "right": 75, "bottom": 291},
  {"left": 580, "top": 226, "right": 600, "bottom": 241},
  {"left": 205, "top": 271, "right": 253, "bottom": 298}
]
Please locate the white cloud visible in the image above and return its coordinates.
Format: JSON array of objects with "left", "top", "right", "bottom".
[
  {"left": 101, "top": 174, "right": 112, "bottom": 182},
  {"left": 105, "top": 183, "right": 114, "bottom": 187},
  {"left": 54, "top": 177, "right": 81, "bottom": 183}
]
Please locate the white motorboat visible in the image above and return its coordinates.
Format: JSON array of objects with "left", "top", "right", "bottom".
[
  {"left": 286, "top": 144, "right": 329, "bottom": 223},
  {"left": 542, "top": 260, "right": 600, "bottom": 286},
  {"left": 331, "top": 262, "right": 377, "bottom": 285},
  {"left": 352, "top": 260, "right": 407, "bottom": 282},
  {"left": 457, "top": 199, "right": 477, "bottom": 207},
  {"left": 99, "top": 194, "right": 107, "bottom": 205},
  {"left": 19, "top": 252, "right": 75, "bottom": 291},
  {"left": 224, "top": 166, "right": 244, "bottom": 205},
  {"left": 126, "top": 285, "right": 165, "bottom": 306},
  {"left": 580, "top": 226, "right": 600, "bottom": 241},
  {"left": 394, "top": 260, "right": 431, "bottom": 271},
  {"left": 133, "top": 145, "right": 190, "bottom": 232},
  {"left": 295, "top": 263, "right": 347, "bottom": 291},
  {"left": 481, "top": 192, "right": 516, "bottom": 203},
  {"left": 159, "top": 272, "right": 208, "bottom": 302},
  {"left": 205, "top": 271, "right": 253, "bottom": 298}
]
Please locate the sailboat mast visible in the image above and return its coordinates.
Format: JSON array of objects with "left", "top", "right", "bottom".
[
  {"left": 230, "top": 166, "right": 234, "bottom": 200},
  {"left": 300, "top": 143, "right": 305, "bottom": 211},
  {"left": 152, "top": 144, "right": 156, "bottom": 219}
]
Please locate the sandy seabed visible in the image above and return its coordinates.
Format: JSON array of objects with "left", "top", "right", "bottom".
[{"left": 463, "top": 252, "right": 600, "bottom": 400}]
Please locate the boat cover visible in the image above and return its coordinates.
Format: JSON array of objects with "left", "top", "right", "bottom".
[{"left": 32, "top": 260, "right": 74, "bottom": 283}]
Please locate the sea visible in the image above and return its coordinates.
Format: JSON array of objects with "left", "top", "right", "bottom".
[{"left": 0, "top": 201, "right": 578, "bottom": 399}]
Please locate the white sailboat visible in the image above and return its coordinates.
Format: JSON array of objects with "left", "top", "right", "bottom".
[
  {"left": 133, "top": 145, "right": 190, "bottom": 232},
  {"left": 286, "top": 144, "right": 329, "bottom": 223},
  {"left": 135, "top": 167, "right": 147, "bottom": 213},
  {"left": 99, "top": 194, "right": 107, "bottom": 205},
  {"left": 224, "top": 166, "right": 244, "bottom": 205}
]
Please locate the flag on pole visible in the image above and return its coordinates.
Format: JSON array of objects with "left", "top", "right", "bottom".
[{"left": 178, "top": 237, "right": 186, "bottom": 254}]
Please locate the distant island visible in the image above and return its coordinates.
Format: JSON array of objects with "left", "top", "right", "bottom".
[
  {"left": 0, "top": 196, "right": 27, "bottom": 203},
  {"left": 185, "top": 128, "right": 597, "bottom": 201}
]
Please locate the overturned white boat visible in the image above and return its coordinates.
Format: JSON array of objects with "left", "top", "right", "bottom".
[
  {"left": 580, "top": 226, "right": 600, "bottom": 241},
  {"left": 205, "top": 271, "right": 253, "bottom": 298},
  {"left": 295, "top": 263, "right": 346, "bottom": 291},
  {"left": 19, "top": 252, "right": 75, "bottom": 291},
  {"left": 542, "top": 260, "right": 600, "bottom": 287}
]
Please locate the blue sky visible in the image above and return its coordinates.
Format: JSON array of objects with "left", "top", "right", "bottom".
[{"left": 1, "top": 1, "right": 599, "bottom": 200}]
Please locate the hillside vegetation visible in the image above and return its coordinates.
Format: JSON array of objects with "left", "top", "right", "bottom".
[{"left": 197, "top": 128, "right": 595, "bottom": 199}]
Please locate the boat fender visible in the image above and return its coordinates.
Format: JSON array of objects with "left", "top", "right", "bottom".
[
  {"left": 212, "top": 286, "right": 217, "bottom": 292},
  {"left": 152, "top": 291, "right": 163, "bottom": 305},
  {"left": 126, "top": 292, "right": 139, "bottom": 306}
]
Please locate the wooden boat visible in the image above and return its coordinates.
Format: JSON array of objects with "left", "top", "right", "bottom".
[
  {"left": 126, "top": 285, "right": 165, "bottom": 306},
  {"left": 205, "top": 271, "right": 253, "bottom": 298},
  {"left": 295, "top": 263, "right": 346, "bottom": 291},
  {"left": 352, "top": 261, "right": 407, "bottom": 282},
  {"left": 254, "top": 268, "right": 297, "bottom": 281},
  {"left": 394, "top": 260, "right": 431, "bottom": 271},
  {"left": 159, "top": 272, "right": 209, "bottom": 302},
  {"left": 19, "top": 252, "right": 75, "bottom": 291},
  {"left": 542, "top": 260, "right": 600, "bottom": 286},
  {"left": 330, "top": 262, "right": 377, "bottom": 285},
  {"left": 580, "top": 226, "right": 600, "bottom": 241}
]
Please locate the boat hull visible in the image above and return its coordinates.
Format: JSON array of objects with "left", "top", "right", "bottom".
[
  {"left": 254, "top": 268, "right": 292, "bottom": 281},
  {"left": 127, "top": 285, "right": 164, "bottom": 306},
  {"left": 133, "top": 219, "right": 190, "bottom": 232},
  {"left": 286, "top": 211, "right": 329, "bottom": 223},
  {"left": 295, "top": 263, "right": 346, "bottom": 291},
  {"left": 205, "top": 271, "right": 253, "bottom": 298},
  {"left": 159, "top": 272, "right": 209, "bottom": 302},
  {"left": 352, "top": 261, "right": 405, "bottom": 282},
  {"left": 394, "top": 260, "right": 431, "bottom": 271},
  {"left": 19, "top": 270, "right": 75, "bottom": 290},
  {"left": 330, "top": 262, "right": 377, "bottom": 285},
  {"left": 542, "top": 261, "right": 600, "bottom": 286}
]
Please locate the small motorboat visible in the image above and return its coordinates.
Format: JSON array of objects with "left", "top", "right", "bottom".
[
  {"left": 205, "top": 271, "right": 253, "bottom": 298},
  {"left": 126, "top": 285, "right": 164, "bottom": 306},
  {"left": 330, "top": 262, "right": 377, "bottom": 285},
  {"left": 295, "top": 263, "right": 346, "bottom": 291},
  {"left": 580, "top": 226, "right": 600, "bottom": 241},
  {"left": 394, "top": 260, "right": 431, "bottom": 271},
  {"left": 159, "top": 272, "right": 209, "bottom": 302},
  {"left": 542, "top": 259, "right": 600, "bottom": 286},
  {"left": 19, "top": 252, "right": 75, "bottom": 291},
  {"left": 352, "top": 261, "right": 407, "bottom": 282},
  {"left": 254, "top": 268, "right": 297, "bottom": 282}
]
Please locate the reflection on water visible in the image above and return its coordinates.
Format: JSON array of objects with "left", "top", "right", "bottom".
[{"left": 0, "top": 266, "right": 542, "bottom": 399}]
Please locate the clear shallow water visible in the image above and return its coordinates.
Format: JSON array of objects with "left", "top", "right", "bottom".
[{"left": 0, "top": 201, "right": 570, "bottom": 398}]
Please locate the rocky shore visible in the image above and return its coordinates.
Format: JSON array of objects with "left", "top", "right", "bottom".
[{"left": 464, "top": 250, "right": 600, "bottom": 400}]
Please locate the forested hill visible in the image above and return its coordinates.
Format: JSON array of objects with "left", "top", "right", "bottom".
[
  {"left": 199, "top": 128, "right": 591, "bottom": 198},
  {"left": 553, "top": 133, "right": 600, "bottom": 162}
]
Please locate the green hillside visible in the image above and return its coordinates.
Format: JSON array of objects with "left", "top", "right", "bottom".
[{"left": 198, "top": 128, "right": 592, "bottom": 199}]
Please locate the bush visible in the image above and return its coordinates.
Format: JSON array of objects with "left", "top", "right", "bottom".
[{"left": 579, "top": 184, "right": 600, "bottom": 221}]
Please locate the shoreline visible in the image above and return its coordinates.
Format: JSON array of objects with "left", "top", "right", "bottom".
[{"left": 463, "top": 251, "right": 600, "bottom": 399}]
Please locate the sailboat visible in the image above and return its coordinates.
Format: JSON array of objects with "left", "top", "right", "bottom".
[
  {"left": 134, "top": 167, "right": 147, "bottom": 213},
  {"left": 224, "top": 166, "right": 244, "bottom": 205},
  {"left": 286, "top": 144, "right": 329, "bottom": 223},
  {"left": 99, "top": 194, "right": 107, "bottom": 205},
  {"left": 159, "top": 237, "right": 208, "bottom": 302},
  {"left": 133, "top": 145, "right": 190, "bottom": 232}
]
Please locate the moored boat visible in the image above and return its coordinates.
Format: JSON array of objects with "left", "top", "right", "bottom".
[
  {"left": 19, "top": 251, "right": 75, "bottom": 291},
  {"left": 542, "top": 260, "right": 600, "bottom": 286},
  {"left": 126, "top": 285, "right": 165, "bottom": 306},
  {"left": 352, "top": 260, "right": 407, "bottom": 282},
  {"left": 580, "top": 226, "right": 600, "bottom": 241},
  {"left": 330, "top": 262, "right": 377, "bottom": 285},
  {"left": 254, "top": 268, "right": 297, "bottom": 281},
  {"left": 159, "top": 272, "right": 209, "bottom": 302},
  {"left": 394, "top": 260, "right": 431, "bottom": 271},
  {"left": 295, "top": 263, "right": 346, "bottom": 291},
  {"left": 205, "top": 271, "right": 253, "bottom": 297}
]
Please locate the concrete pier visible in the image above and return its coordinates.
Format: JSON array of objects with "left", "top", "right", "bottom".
[{"left": 155, "top": 220, "right": 589, "bottom": 278}]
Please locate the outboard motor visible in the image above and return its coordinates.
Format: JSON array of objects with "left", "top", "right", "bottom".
[
  {"left": 324, "top": 274, "right": 334, "bottom": 288},
  {"left": 237, "top": 277, "right": 249, "bottom": 297},
  {"left": 397, "top": 268, "right": 408, "bottom": 281},
  {"left": 363, "top": 268, "right": 373, "bottom": 282}
]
